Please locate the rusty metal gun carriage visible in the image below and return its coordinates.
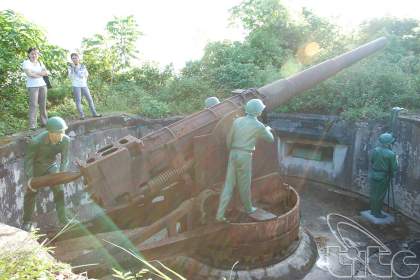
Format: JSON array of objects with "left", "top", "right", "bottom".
[{"left": 38, "top": 37, "right": 387, "bottom": 279}]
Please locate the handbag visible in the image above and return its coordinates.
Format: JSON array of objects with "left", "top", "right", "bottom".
[
  {"left": 43, "top": 75, "right": 52, "bottom": 89},
  {"left": 38, "top": 61, "right": 52, "bottom": 89}
]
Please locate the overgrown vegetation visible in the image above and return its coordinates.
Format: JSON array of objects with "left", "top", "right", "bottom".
[
  {"left": 0, "top": 229, "right": 80, "bottom": 280},
  {"left": 1, "top": 0, "right": 419, "bottom": 136}
]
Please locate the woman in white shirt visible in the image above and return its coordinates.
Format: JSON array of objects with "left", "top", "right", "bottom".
[
  {"left": 22, "top": 47, "right": 49, "bottom": 129},
  {"left": 68, "top": 53, "right": 101, "bottom": 120}
]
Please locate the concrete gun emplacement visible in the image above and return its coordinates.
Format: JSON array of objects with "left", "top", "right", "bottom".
[{"left": 32, "top": 37, "right": 387, "bottom": 209}]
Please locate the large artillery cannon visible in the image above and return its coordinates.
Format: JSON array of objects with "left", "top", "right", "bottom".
[
  {"left": 46, "top": 37, "right": 386, "bottom": 278},
  {"left": 78, "top": 37, "right": 386, "bottom": 209}
]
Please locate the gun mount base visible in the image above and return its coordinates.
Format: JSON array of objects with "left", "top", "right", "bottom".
[{"left": 169, "top": 229, "right": 317, "bottom": 280}]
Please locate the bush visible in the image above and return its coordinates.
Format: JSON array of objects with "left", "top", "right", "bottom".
[
  {"left": 47, "top": 80, "right": 72, "bottom": 105},
  {"left": 139, "top": 94, "right": 171, "bottom": 118},
  {"left": 117, "top": 63, "right": 174, "bottom": 92},
  {"left": 158, "top": 76, "right": 219, "bottom": 114},
  {"left": 0, "top": 230, "right": 73, "bottom": 280},
  {"left": 279, "top": 55, "right": 419, "bottom": 120}
]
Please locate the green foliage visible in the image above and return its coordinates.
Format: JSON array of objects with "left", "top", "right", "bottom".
[
  {"left": 1, "top": 3, "right": 420, "bottom": 136},
  {"left": 199, "top": 41, "right": 259, "bottom": 90},
  {"left": 0, "top": 230, "right": 71, "bottom": 280},
  {"left": 230, "top": 0, "right": 295, "bottom": 68},
  {"left": 112, "top": 268, "right": 151, "bottom": 280},
  {"left": 0, "top": 250, "right": 67, "bottom": 280},
  {"left": 96, "top": 82, "right": 143, "bottom": 114},
  {"left": 106, "top": 16, "right": 142, "bottom": 69},
  {"left": 300, "top": 8, "right": 342, "bottom": 50},
  {"left": 91, "top": 63, "right": 174, "bottom": 118},
  {"left": 0, "top": 10, "right": 67, "bottom": 136},
  {"left": 229, "top": 0, "right": 342, "bottom": 68},
  {"left": 0, "top": 10, "right": 43, "bottom": 91},
  {"left": 112, "top": 269, "right": 136, "bottom": 280},
  {"left": 158, "top": 76, "right": 218, "bottom": 113},
  {"left": 47, "top": 80, "right": 72, "bottom": 105},
  {"left": 117, "top": 63, "right": 174, "bottom": 92},
  {"left": 192, "top": 0, "right": 344, "bottom": 95},
  {"left": 0, "top": 10, "right": 67, "bottom": 87},
  {"left": 281, "top": 56, "right": 419, "bottom": 120},
  {"left": 81, "top": 34, "right": 114, "bottom": 82},
  {"left": 230, "top": 0, "right": 290, "bottom": 32},
  {"left": 139, "top": 94, "right": 172, "bottom": 118},
  {"left": 81, "top": 15, "right": 141, "bottom": 82},
  {"left": 105, "top": 239, "right": 186, "bottom": 280},
  {"left": 281, "top": 16, "right": 420, "bottom": 120}
]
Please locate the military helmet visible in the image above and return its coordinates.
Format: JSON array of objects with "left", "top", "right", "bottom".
[
  {"left": 378, "top": 133, "right": 395, "bottom": 145},
  {"left": 245, "top": 99, "right": 266, "bottom": 116},
  {"left": 204, "top": 97, "right": 220, "bottom": 108},
  {"left": 46, "top": 116, "right": 68, "bottom": 132}
]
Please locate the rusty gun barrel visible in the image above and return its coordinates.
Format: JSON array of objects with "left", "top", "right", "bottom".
[{"left": 258, "top": 37, "right": 387, "bottom": 110}]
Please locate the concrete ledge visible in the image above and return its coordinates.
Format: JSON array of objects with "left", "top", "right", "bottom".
[
  {"left": 0, "top": 114, "right": 183, "bottom": 154},
  {"left": 0, "top": 114, "right": 181, "bottom": 227}
]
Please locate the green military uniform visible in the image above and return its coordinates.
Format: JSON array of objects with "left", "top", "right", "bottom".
[
  {"left": 216, "top": 99, "right": 274, "bottom": 222},
  {"left": 23, "top": 118, "right": 70, "bottom": 226},
  {"left": 369, "top": 133, "right": 397, "bottom": 218}
]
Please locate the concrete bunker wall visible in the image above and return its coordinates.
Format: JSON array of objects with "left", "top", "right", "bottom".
[
  {"left": 269, "top": 113, "right": 420, "bottom": 222},
  {"left": 0, "top": 113, "right": 419, "bottom": 227},
  {"left": 0, "top": 115, "right": 180, "bottom": 227}
]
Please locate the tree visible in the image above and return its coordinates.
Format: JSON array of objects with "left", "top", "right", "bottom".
[
  {"left": 229, "top": 0, "right": 290, "bottom": 32},
  {"left": 81, "top": 33, "right": 114, "bottom": 82},
  {"left": 230, "top": 0, "right": 295, "bottom": 68},
  {"left": 0, "top": 10, "right": 66, "bottom": 135},
  {"left": 230, "top": 0, "right": 343, "bottom": 68},
  {"left": 82, "top": 16, "right": 141, "bottom": 83},
  {"left": 117, "top": 63, "right": 174, "bottom": 92},
  {"left": 199, "top": 41, "right": 261, "bottom": 90},
  {"left": 184, "top": 0, "right": 341, "bottom": 92},
  {"left": 358, "top": 18, "right": 420, "bottom": 97},
  {"left": 0, "top": 10, "right": 66, "bottom": 91},
  {"left": 106, "top": 16, "right": 141, "bottom": 70},
  {"left": 281, "top": 17, "right": 420, "bottom": 119}
]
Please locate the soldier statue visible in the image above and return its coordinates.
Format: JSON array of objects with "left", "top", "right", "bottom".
[
  {"left": 204, "top": 96, "right": 220, "bottom": 108},
  {"left": 368, "top": 133, "right": 398, "bottom": 218},
  {"left": 22, "top": 116, "right": 72, "bottom": 230},
  {"left": 216, "top": 99, "right": 274, "bottom": 222}
]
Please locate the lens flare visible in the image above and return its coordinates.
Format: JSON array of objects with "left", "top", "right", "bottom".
[
  {"left": 297, "top": 41, "right": 321, "bottom": 64},
  {"left": 304, "top": 42, "right": 321, "bottom": 57}
]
